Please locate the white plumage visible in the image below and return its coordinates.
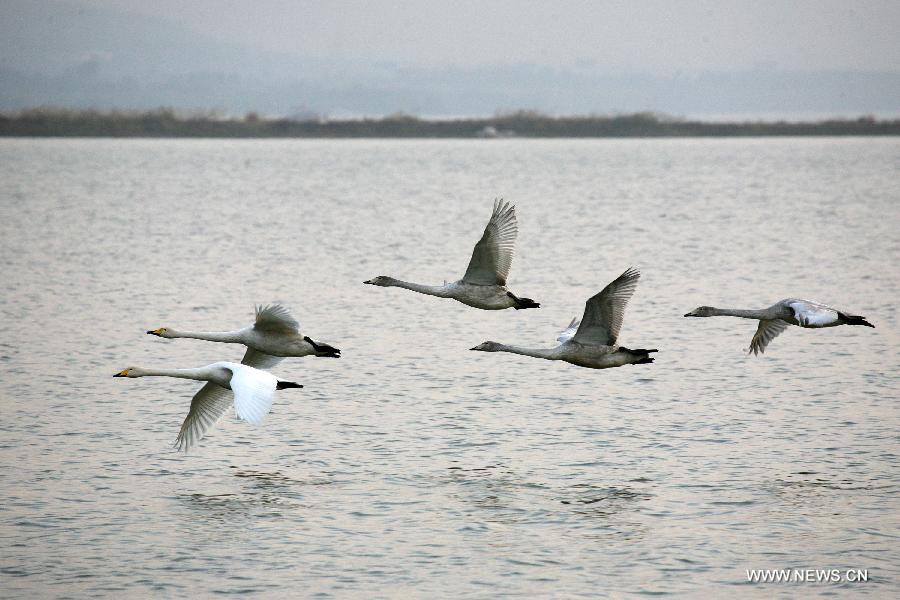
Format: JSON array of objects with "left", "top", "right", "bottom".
[
  {"left": 786, "top": 300, "right": 840, "bottom": 327},
  {"left": 227, "top": 362, "right": 279, "bottom": 425},
  {"left": 556, "top": 318, "right": 580, "bottom": 344}
]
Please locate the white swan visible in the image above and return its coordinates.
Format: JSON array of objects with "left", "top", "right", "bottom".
[
  {"left": 684, "top": 298, "right": 875, "bottom": 355},
  {"left": 364, "top": 199, "right": 540, "bottom": 310},
  {"left": 471, "top": 267, "right": 657, "bottom": 369},
  {"left": 114, "top": 361, "right": 303, "bottom": 451},
  {"left": 147, "top": 304, "right": 340, "bottom": 366}
]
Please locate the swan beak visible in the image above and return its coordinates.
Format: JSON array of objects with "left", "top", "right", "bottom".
[
  {"left": 147, "top": 329, "right": 163, "bottom": 336},
  {"left": 363, "top": 279, "right": 374, "bottom": 285},
  {"left": 469, "top": 346, "right": 479, "bottom": 351},
  {"left": 113, "top": 369, "right": 129, "bottom": 377},
  {"left": 683, "top": 312, "right": 695, "bottom": 317}
]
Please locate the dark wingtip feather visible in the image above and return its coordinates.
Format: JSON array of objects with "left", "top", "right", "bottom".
[{"left": 620, "top": 266, "right": 641, "bottom": 280}]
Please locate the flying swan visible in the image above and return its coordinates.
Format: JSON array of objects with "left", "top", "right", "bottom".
[
  {"left": 684, "top": 298, "right": 875, "bottom": 354},
  {"left": 364, "top": 199, "right": 540, "bottom": 310},
  {"left": 147, "top": 304, "right": 340, "bottom": 366},
  {"left": 471, "top": 267, "right": 657, "bottom": 368},
  {"left": 114, "top": 361, "right": 303, "bottom": 451}
]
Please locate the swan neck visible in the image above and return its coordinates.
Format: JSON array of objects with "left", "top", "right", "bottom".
[
  {"left": 497, "top": 344, "right": 558, "bottom": 360},
  {"left": 710, "top": 308, "right": 768, "bottom": 319},
  {"left": 169, "top": 329, "right": 244, "bottom": 343},
  {"left": 138, "top": 367, "right": 209, "bottom": 381},
  {"left": 391, "top": 280, "right": 451, "bottom": 298}
]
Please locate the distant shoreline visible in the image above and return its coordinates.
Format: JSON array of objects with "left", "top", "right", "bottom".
[{"left": 2, "top": 109, "right": 899, "bottom": 138}]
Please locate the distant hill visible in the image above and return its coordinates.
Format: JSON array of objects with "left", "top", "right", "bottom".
[{"left": 2, "top": 108, "right": 898, "bottom": 138}]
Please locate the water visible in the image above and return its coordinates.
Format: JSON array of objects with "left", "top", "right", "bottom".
[{"left": 0, "top": 138, "right": 898, "bottom": 597}]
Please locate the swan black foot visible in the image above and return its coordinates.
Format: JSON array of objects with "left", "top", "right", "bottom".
[
  {"left": 839, "top": 312, "right": 875, "bottom": 328},
  {"left": 624, "top": 347, "right": 658, "bottom": 365},
  {"left": 507, "top": 291, "right": 541, "bottom": 310},
  {"left": 303, "top": 336, "right": 342, "bottom": 358},
  {"left": 276, "top": 381, "right": 304, "bottom": 390}
]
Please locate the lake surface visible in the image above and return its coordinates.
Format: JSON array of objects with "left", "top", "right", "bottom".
[{"left": 0, "top": 138, "right": 898, "bottom": 598}]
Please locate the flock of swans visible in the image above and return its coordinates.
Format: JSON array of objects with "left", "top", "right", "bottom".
[
  {"left": 116, "top": 304, "right": 338, "bottom": 450},
  {"left": 115, "top": 200, "right": 875, "bottom": 451}
]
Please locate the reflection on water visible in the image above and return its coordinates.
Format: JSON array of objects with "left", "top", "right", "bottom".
[
  {"left": 179, "top": 490, "right": 300, "bottom": 519},
  {"left": 230, "top": 466, "right": 333, "bottom": 486},
  {"left": 0, "top": 138, "right": 898, "bottom": 597},
  {"left": 766, "top": 471, "right": 897, "bottom": 513},
  {"left": 559, "top": 483, "right": 651, "bottom": 511},
  {"left": 181, "top": 491, "right": 295, "bottom": 516},
  {"left": 178, "top": 468, "right": 337, "bottom": 522},
  {"left": 443, "top": 462, "right": 653, "bottom": 539}
]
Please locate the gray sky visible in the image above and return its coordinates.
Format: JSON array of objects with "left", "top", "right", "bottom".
[
  {"left": 79, "top": 0, "right": 900, "bottom": 73},
  {"left": 3, "top": 0, "right": 899, "bottom": 116}
]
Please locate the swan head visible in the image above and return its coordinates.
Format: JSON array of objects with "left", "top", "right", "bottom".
[
  {"left": 113, "top": 367, "right": 145, "bottom": 378},
  {"left": 684, "top": 306, "right": 715, "bottom": 317},
  {"left": 146, "top": 327, "right": 174, "bottom": 338},
  {"left": 364, "top": 276, "right": 398, "bottom": 287},
  {"left": 470, "top": 341, "right": 503, "bottom": 352}
]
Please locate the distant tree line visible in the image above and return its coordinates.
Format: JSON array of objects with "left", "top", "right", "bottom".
[{"left": 1, "top": 107, "right": 898, "bottom": 138}]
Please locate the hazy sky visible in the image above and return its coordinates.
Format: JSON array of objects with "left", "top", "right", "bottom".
[
  {"left": 3, "top": 0, "right": 899, "bottom": 116},
  {"left": 77, "top": 0, "right": 900, "bottom": 73}
]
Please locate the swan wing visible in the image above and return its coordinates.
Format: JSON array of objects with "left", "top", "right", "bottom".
[
  {"left": 462, "top": 199, "right": 518, "bottom": 286},
  {"left": 228, "top": 364, "right": 278, "bottom": 425},
  {"left": 786, "top": 300, "right": 839, "bottom": 327},
  {"left": 253, "top": 304, "right": 300, "bottom": 334},
  {"left": 749, "top": 319, "right": 790, "bottom": 355},
  {"left": 174, "top": 382, "right": 234, "bottom": 451},
  {"left": 572, "top": 268, "right": 640, "bottom": 346},
  {"left": 241, "top": 347, "right": 284, "bottom": 370},
  {"left": 556, "top": 317, "right": 580, "bottom": 343}
]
